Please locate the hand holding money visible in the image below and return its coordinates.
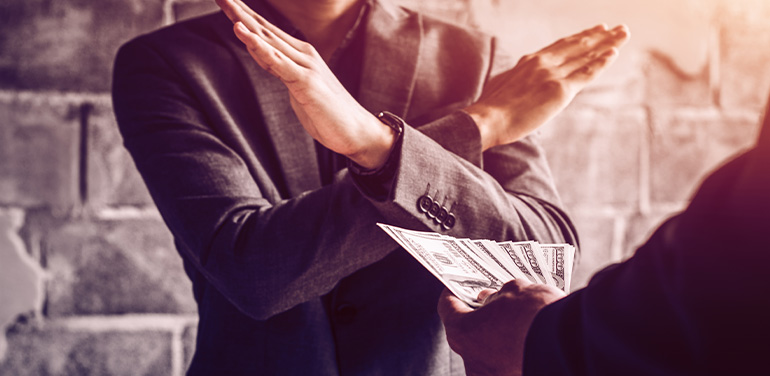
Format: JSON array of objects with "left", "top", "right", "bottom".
[
  {"left": 377, "top": 223, "right": 575, "bottom": 306},
  {"left": 438, "top": 279, "right": 565, "bottom": 376},
  {"left": 379, "top": 223, "right": 573, "bottom": 375}
]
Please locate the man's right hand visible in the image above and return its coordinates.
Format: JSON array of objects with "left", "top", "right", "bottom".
[
  {"left": 466, "top": 24, "right": 630, "bottom": 150},
  {"left": 215, "top": 0, "right": 397, "bottom": 171},
  {"left": 438, "top": 279, "right": 566, "bottom": 376}
]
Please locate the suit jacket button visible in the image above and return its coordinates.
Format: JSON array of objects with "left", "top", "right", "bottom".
[
  {"left": 441, "top": 213, "right": 456, "bottom": 230},
  {"left": 417, "top": 195, "right": 433, "bottom": 213},
  {"left": 335, "top": 303, "right": 357, "bottom": 324},
  {"left": 427, "top": 201, "right": 441, "bottom": 219},
  {"left": 435, "top": 207, "right": 448, "bottom": 224}
]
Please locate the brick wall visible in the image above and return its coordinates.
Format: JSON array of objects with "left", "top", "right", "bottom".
[{"left": 1, "top": 0, "right": 768, "bottom": 374}]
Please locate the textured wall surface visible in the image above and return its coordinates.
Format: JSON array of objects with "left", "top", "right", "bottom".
[{"left": 1, "top": 0, "right": 769, "bottom": 374}]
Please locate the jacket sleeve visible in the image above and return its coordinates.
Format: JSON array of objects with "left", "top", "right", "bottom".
[
  {"left": 364, "top": 116, "right": 576, "bottom": 244},
  {"left": 360, "top": 36, "right": 576, "bottom": 247},
  {"left": 113, "top": 33, "right": 576, "bottom": 321},
  {"left": 522, "top": 141, "right": 770, "bottom": 374}
]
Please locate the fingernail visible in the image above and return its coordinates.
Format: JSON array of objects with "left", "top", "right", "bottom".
[{"left": 236, "top": 22, "right": 248, "bottom": 32}]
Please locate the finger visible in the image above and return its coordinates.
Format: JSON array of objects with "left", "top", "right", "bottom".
[
  {"left": 216, "top": 0, "right": 249, "bottom": 26},
  {"left": 559, "top": 25, "right": 629, "bottom": 73},
  {"left": 498, "top": 278, "right": 533, "bottom": 294},
  {"left": 217, "top": 0, "right": 311, "bottom": 60},
  {"left": 234, "top": 22, "right": 304, "bottom": 82},
  {"left": 538, "top": 24, "right": 607, "bottom": 53},
  {"left": 437, "top": 288, "right": 474, "bottom": 324},
  {"left": 230, "top": 0, "right": 309, "bottom": 52},
  {"left": 477, "top": 289, "right": 498, "bottom": 305},
  {"left": 565, "top": 46, "right": 620, "bottom": 86},
  {"left": 538, "top": 23, "right": 609, "bottom": 59},
  {"left": 222, "top": 1, "right": 313, "bottom": 67}
]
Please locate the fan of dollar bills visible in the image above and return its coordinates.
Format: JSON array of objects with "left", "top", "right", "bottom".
[{"left": 377, "top": 223, "right": 576, "bottom": 307}]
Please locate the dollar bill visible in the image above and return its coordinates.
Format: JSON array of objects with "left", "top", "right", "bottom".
[
  {"left": 511, "top": 241, "right": 556, "bottom": 287},
  {"left": 377, "top": 224, "right": 500, "bottom": 306},
  {"left": 496, "top": 241, "right": 540, "bottom": 283},
  {"left": 454, "top": 238, "right": 515, "bottom": 281},
  {"left": 377, "top": 223, "right": 576, "bottom": 305},
  {"left": 539, "top": 244, "right": 575, "bottom": 292},
  {"left": 476, "top": 240, "right": 530, "bottom": 281}
]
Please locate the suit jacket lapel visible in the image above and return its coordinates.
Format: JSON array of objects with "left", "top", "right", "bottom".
[
  {"left": 211, "top": 13, "right": 321, "bottom": 198},
  {"left": 358, "top": 0, "right": 421, "bottom": 120}
]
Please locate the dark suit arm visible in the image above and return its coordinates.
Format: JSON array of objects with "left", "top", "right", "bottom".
[
  {"left": 358, "top": 111, "right": 576, "bottom": 250},
  {"left": 523, "top": 147, "right": 770, "bottom": 375},
  {"left": 358, "top": 32, "right": 577, "bottom": 247},
  {"left": 113, "top": 39, "right": 402, "bottom": 320}
]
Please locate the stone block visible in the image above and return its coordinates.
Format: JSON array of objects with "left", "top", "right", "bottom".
[
  {"left": 0, "top": 322, "right": 172, "bottom": 375},
  {"left": 718, "top": 1, "right": 770, "bottom": 110},
  {"left": 0, "top": 209, "right": 44, "bottom": 361},
  {"left": 86, "top": 101, "right": 152, "bottom": 207},
  {"left": 0, "top": 0, "right": 163, "bottom": 92},
  {"left": 0, "top": 96, "right": 79, "bottom": 209},
  {"left": 539, "top": 107, "right": 645, "bottom": 209},
  {"left": 569, "top": 211, "right": 618, "bottom": 290},
  {"left": 644, "top": 51, "right": 712, "bottom": 107},
  {"left": 466, "top": 0, "right": 716, "bottom": 93},
  {"left": 572, "top": 76, "right": 646, "bottom": 109},
  {"left": 43, "top": 218, "right": 196, "bottom": 316},
  {"left": 173, "top": 1, "right": 220, "bottom": 22},
  {"left": 649, "top": 109, "right": 760, "bottom": 205}
]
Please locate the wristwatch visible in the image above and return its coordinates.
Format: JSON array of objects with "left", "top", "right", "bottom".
[{"left": 377, "top": 111, "right": 404, "bottom": 137}]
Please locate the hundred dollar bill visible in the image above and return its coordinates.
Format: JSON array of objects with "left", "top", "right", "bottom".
[
  {"left": 496, "top": 241, "right": 539, "bottom": 283},
  {"left": 510, "top": 241, "right": 556, "bottom": 287},
  {"left": 377, "top": 223, "right": 575, "bottom": 306},
  {"left": 540, "top": 244, "right": 575, "bottom": 293},
  {"left": 454, "top": 238, "right": 514, "bottom": 282},
  {"left": 443, "top": 238, "right": 505, "bottom": 287},
  {"left": 476, "top": 240, "right": 530, "bottom": 281},
  {"left": 377, "top": 224, "right": 499, "bottom": 306}
]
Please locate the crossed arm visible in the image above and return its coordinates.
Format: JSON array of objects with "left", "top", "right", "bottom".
[
  {"left": 209, "top": 1, "right": 629, "bottom": 373},
  {"left": 215, "top": 0, "right": 629, "bottom": 165},
  {"left": 117, "top": 0, "right": 628, "bottom": 322}
]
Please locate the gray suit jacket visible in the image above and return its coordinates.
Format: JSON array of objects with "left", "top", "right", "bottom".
[{"left": 113, "top": 0, "right": 577, "bottom": 374}]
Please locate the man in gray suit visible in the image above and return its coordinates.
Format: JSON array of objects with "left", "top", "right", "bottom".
[{"left": 112, "top": 0, "right": 627, "bottom": 374}]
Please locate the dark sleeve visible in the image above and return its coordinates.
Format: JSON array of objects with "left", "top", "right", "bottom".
[
  {"left": 353, "top": 39, "right": 577, "bottom": 248},
  {"left": 112, "top": 38, "right": 405, "bottom": 320},
  {"left": 523, "top": 139, "right": 770, "bottom": 375}
]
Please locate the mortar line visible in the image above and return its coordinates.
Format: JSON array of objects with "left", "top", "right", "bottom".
[
  {"left": 638, "top": 106, "right": 652, "bottom": 215},
  {"left": 0, "top": 90, "right": 111, "bottom": 102},
  {"left": 171, "top": 324, "right": 184, "bottom": 376},
  {"left": 163, "top": 0, "right": 177, "bottom": 26},
  {"left": 78, "top": 103, "right": 94, "bottom": 206},
  {"left": 611, "top": 215, "right": 627, "bottom": 261},
  {"left": 709, "top": 23, "right": 721, "bottom": 108}
]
